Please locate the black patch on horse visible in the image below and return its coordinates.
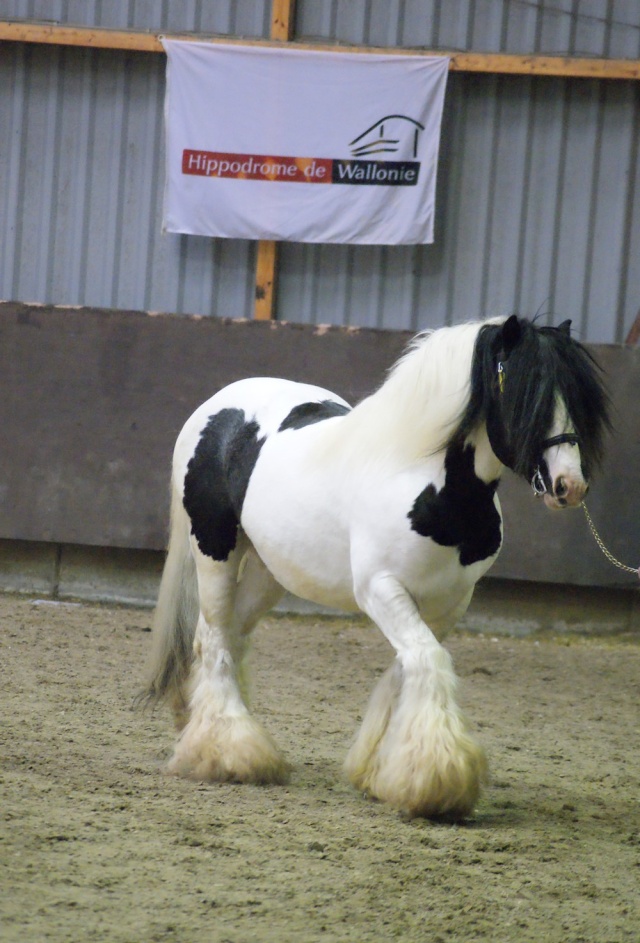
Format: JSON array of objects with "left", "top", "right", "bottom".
[
  {"left": 408, "top": 441, "right": 502, "bottom": 566},
  {"left": 278, "top": 400, "right": 351, "bottom": 432},
  {"left": 183, "top": 408, "right": 265, "bottom": 561}
]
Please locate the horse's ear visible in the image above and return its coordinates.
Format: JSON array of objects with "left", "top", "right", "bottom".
[
  {"left": 557, "top": 319, "right": 572, "bottom": 336},
  {"left": 501, "top": 315, "right": 522, "bottom": 356}
]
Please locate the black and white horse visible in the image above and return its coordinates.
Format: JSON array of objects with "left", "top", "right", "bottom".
[{"left": 145, "top": 315, "right": 610, "bottom": 819}]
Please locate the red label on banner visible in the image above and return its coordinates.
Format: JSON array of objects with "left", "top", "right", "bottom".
[
  {"left": 182, "top": 150, "right": 332, "bottom": 183},
  {"left": 182, "top": 149, "right": 421, "bottom": 187}
]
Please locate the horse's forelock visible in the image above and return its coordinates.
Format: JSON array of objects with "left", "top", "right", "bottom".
[
  {"left": 499, "top": 328, "right": 558, "bottom": 476},
  {"left": 501, "top": 322, "right": 611, "bottom": 479},
  {"left": 546, "top": 332, "right": 611, "bottom": 477}
]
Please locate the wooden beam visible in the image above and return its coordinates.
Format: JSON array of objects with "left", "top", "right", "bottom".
[
  {"left": 2, "top": 20, "right": 640, "bottom": 81},
  {"left": 448, "top": 51, "right": 640, "bottom": 81},
  {"left": 252, "top": 1, "right": 297, "bottom": 320},
  {"left": 0, "top": 20, "right": 163, "bottom": 51}
]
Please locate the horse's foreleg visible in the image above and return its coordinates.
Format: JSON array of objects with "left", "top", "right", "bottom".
[
  {"left": 168, "top": 543, "right": 289, "bottom": 785},
  {"left": 345, "top": 573, "right": 486, "bottom": 819}
]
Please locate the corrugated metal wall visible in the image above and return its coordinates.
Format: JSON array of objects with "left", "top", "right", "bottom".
[
  {"left": 286, "top": 0, "right": 640, "bottom": 340},
  {"left": 279, "top": 71, "right": 640, "bottom": 342},
  {"left": 0, "top": 0, "right": 272, "bottom": 34},
  {"left": 297, "top": 0, "right": 640, "bottom": 58},
  {"left": 1, "top": 1, "right": 639, "bottom": 341},
  {"left": 2, "top": 0, "right": 639, "bottom": 57}
]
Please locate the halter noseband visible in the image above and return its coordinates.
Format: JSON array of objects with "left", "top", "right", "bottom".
[{"left": 531, "top": 433, "right": 581, "bottom": 496}]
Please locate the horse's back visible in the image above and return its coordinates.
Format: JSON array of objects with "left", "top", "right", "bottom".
[
  {"left": 188, "top": 375, "right": 345, "bottom": 428},
  {"left": 172, "top": 377, "right": 351, "bottom": 567}
]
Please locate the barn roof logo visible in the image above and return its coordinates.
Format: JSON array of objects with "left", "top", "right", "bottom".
[
  {"left": 349, "top": 115, "right": 424, "bottom": 158},
  {"left": 181, "top": 114, "right": 425, "bottom": 187}
]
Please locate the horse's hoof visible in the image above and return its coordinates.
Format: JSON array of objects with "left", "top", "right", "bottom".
[{"left": 167, "top": 712, "right": 291, "bottom": 785}]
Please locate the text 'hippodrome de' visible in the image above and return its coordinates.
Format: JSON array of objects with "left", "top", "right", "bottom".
[{"left": 182, "top": 150, "right": 420, "bottom": 186}]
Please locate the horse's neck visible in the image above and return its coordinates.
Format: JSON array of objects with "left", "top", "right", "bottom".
[
  {"left": 317, "top": 395, "right": 504, "bottom": 484},
  {"left": 464, "top": 423, "right": 505, "bottom": 484},
  {"left": 336, "top": 392, "right": 453, "bottom": 467},
  {"left": 341, "top": 341, "right": 474, "bottom": 466},
  {"left": 321, "top": 323, "right": 510, "bottom": 475}
]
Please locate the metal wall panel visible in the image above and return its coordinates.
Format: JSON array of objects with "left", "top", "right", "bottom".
[
  {"left": 0, "top": 0, "right": 272, "bottom": 35},
  {"left": 283, "top": 2, "right": 640, "bottom": 340},
  {"left": 279, "top": 72, "right": 640, "bottom": 343},
  {"left": 0, "top": 41, "right": 257, "bottom": 318},
  {"left": 0, "top": 2, "right": 639, "bottom": 340},
  {"left": 296, "top": 0, "right": 640, "bottom": 59},
  {"left": 2, "top": 1, "right": 639, "bottom": 56},
  {"left": 0, "top": 0, "right": 270, "bottom": 317}
]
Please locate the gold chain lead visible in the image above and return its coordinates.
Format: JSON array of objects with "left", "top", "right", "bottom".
[{"left": 582, "top": 504, "right": 639, "bottom": 577}]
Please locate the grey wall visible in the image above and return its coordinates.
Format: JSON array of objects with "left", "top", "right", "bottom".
[
  {"left": 297, "top": 0, "right": 640, "bottom": 58},
  {"left": 1, "top": 1, "right": 639, "bottom": 341},
  {"left": 3, "top": 1, "right": 639, "bottom": 57},
  {"left": 3, "top": 300, "right": 638, "bottom": 591},
  {"left": 0, "top": 0, "right": 273, "bottom": 34}
]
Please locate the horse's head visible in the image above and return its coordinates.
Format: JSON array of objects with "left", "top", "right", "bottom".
[
  {"left": 467, "top": 315, "right": 611, "bottom": 508},
  {"left": 531, "top": 419, "right": 586, "bottom": 509},
  {"left": 531, "top": 396, "right": 586, "bottom": 509}
]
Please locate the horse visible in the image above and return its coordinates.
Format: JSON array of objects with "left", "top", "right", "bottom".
[{"left": 143, "top": 314, "right": 610, "bottom": 820}]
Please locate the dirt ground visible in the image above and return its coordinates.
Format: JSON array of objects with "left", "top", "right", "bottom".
[{"left": 1, "top": 595, "right": 639, "bottom": 943}]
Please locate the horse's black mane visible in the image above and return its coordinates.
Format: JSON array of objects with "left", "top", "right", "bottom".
[{"left": 452, "top": 316, "right": 612, "bottom": 480}]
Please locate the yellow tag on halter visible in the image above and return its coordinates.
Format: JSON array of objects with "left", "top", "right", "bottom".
[{"left": 498, "top": 362, "right": 505, "bottom": 394}]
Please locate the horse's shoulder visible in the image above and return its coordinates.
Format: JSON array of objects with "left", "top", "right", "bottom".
[{"left": 408, "top": 442, "right": 502, "bottom": 567}]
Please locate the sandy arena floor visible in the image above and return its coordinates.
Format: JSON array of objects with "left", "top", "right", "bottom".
[{"left": 1, "top": 595, "right": 639, "bottom": 942}]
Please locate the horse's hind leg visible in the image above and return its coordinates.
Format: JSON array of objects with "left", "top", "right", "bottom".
[
  {"left": 168, "top": 539, "right": 289, "bottom": 785},
  {"left": 232, "top": 546, "right": 286, "bottom": 703}
]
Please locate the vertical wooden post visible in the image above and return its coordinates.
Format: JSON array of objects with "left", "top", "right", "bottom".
[
  {"left": 254, "top": 239, "right": 278, "bottom": 321},
  {"left": 625, "top": 310, "right": 640, "bottom": 345},
  {"left": 253, "top": 0, "right": 297, "bottom": 321},
  {"left": 271, "top": 0, "right": 296, "bottom": 42}
]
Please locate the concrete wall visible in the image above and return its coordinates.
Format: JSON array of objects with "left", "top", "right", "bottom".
[
  {"left": 1, "top": 302, "right": 639, "bottom": 631},
  {"left": 2, "top": 302, "right": 638, "bottom": 587},
  {"left": 1, "top": 538, "right": 638, "bottom": 638}
]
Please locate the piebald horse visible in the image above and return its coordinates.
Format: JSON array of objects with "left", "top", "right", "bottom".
[{"left": 144, "top": 315, "right": 610, "bottom": 819}]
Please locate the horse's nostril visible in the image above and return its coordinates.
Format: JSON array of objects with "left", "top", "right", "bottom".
[{"left": 555, "top": 478, "right": 568, "bottom": 498}]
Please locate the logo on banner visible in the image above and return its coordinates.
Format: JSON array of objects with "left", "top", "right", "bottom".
[{"left": 182, "top": 114, "right": 425, "bottom": 187}]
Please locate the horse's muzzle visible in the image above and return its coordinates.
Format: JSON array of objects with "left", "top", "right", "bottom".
[
  {"left": 543, "top": 476, "right": 588, "bottom": 510},
  {"left": 532, "top": 463, "right": 588, "bottom": 509}
]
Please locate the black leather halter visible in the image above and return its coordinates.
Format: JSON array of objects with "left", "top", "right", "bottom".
[
  {"left": 532, "top": 433, "right": 581, "bottom": 495},
  {"left": 540, "top": 433, "right": 581, "bottom": 450}
]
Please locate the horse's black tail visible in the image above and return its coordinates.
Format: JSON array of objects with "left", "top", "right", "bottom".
[{"left": 140, "top": 481, "right": 198, "bottom": 717}]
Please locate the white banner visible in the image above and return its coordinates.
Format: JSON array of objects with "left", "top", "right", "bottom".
[{"left": 162, "top": 41, "right": 449, "bottom": 245}]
